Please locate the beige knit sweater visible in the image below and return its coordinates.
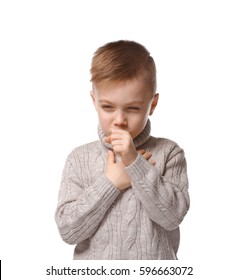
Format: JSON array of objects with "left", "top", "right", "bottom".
[{"left": 55, "top": 120, "right": 189, "bottom": 259}]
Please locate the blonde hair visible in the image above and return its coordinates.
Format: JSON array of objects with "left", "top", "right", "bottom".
[{"left": 90, "top": 40, "right": 157, "bottom": 93}]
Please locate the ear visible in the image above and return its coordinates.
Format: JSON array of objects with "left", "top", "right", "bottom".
[
  {"left": 149, "top": 93, "right": 159, "bottom": 115},
  {"left": 90, "top": 90, "right": 97, "bottom": 111}
]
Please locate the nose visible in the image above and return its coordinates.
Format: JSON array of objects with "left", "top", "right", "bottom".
[{"left": 113, "top": 111, "right": 127, "bottom": 127}]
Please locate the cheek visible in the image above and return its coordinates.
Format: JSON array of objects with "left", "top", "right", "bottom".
[
  {"left": 97, "top": 111, "right": 112, "bottom": 128},
  {"left": 128, "top": 115, "right": 147, "bottom": 133},
  {"left": 131, "top": 112, "right": 148, "bottom": 125},
  {"left": 130, "top": 112, "right": 148, "bottom": 133}
]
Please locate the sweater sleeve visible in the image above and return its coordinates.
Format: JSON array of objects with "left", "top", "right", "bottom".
[
  {"left": 125, "top": 143, "right": 190, "bottom": 231},
  {"left": 55, "top": 152, "right": 120, "bottom": 245}
]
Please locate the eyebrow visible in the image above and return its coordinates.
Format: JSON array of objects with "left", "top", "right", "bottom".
[{"left": 98, "top": 99, "right": 144, "bottom": 105}]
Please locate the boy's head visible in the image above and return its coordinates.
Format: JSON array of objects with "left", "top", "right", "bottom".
[
  {"left": 90, "top": 40, "right": 159, "bottom": 139},
  {"left": 90, "top": 40, "right": 157, "bottom": 94}
]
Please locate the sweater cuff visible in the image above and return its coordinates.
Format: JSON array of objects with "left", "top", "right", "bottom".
[
  {"left": 93, "top": 175, "right": 121, "bottom": 206},
  {"left": 125, "top": 154, "right": 152, "bottom": 181}
]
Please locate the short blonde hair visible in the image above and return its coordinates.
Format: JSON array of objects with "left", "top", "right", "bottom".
[{"left": 90, "top": 40, "right": 157, "bottom": 93}]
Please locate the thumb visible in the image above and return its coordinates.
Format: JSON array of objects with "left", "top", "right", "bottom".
[
  {"left": 107, "top": 150, "right": 115, "bottom": 164},
  {"left": 105, "top": 135, "right": 111, "bottom": 144}
]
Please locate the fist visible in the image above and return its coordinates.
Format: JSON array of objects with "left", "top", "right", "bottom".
[{"left": 105, "top": 129, "right": 137, "bottom": 166}]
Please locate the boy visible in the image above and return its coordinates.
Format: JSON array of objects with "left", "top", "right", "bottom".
[{"left": 55, "top": 40, "right": 190, "bottom": 260}]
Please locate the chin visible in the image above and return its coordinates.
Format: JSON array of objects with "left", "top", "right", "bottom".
[{"left": 131, "top": 132, "right": 139, "bottom": 139}]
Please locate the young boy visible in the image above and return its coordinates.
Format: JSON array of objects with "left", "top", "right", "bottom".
[{"left": 55, "top": 40, "right": 190, "bottom": 260}]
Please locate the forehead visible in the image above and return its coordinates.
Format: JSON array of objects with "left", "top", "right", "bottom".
[{"left": 93, "top": 79, "right": 152, "bottom": 102}]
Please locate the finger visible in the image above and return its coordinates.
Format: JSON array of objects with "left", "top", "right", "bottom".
[
  {"left": 110, "top": 132, "right": 124, "bottom": 141},
  {"left": 107, "top": 150, "right": 115, "bottom": 164},
  {"left": 105, "top": 136, "right": 111, "bottom": 144},
  {"left": 142, "top": 151, "right": 152, "bottom": 160},
  {"left": 138, "top": 149, "right": 145, "bottom": 155},
  {"left": 111, "top": 129, "right": 130, "bottom": 139},
  {"left": 111, "top": 144, "right": 124, "bottom": 155},
  {"left": 110, "top": 139, "right": 124, "bottom": 147},
  {"left": 149, "top": 159, "right": 156, "bottom": 166}
]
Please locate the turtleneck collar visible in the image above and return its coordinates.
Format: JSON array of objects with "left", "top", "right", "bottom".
[{"left": 98, "top": 119, "right": 151, "bottom": 150}]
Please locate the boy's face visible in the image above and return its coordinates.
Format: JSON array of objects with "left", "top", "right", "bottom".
[{"left": 91, "top": 78, "right": 159, "bottom": 139}]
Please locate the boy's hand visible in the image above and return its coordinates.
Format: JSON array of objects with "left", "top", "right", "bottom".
[
  {"left": 104, "top": 129, "right": 156, "bottom": 191},
  {"left": 105, "top": 129, "right": 137, "bottom": 166},
  {"left": 138, "top": 149, "right": 156, "bottom": 166},
  {"left": 105, "top": 149, "right": 156, "bottom": 191},
  {"left": 105, "top": 150, "right": 131, "bottom": 190}
]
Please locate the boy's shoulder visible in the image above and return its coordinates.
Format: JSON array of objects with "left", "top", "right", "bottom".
[
  {"left": 66, "top": 140, "right": 101, "bottom": 160},
  {"left": 147, "top": 136, "right": 185, "bottom": 156},
  {"left": 148, "top": 136, "right": 181, "bottom": 148}
]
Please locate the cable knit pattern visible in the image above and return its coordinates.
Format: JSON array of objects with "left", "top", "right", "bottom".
[{"left": 55, "top": 119, "right": 189, "bottom": 259}]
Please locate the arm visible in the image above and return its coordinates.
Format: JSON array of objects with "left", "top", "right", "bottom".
[
  {"left": 126, "top": 144, "right": 190, "bottom": 231},
  {"left": 55, "top": 153, "right": 120, "bottom": 245}
]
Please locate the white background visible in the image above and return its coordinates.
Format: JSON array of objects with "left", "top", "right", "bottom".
[{"left": 0, "top": 0, "right": 238, "bottom": 279}]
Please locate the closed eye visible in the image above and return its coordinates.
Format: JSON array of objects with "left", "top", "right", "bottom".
[
  {"left": 101, "top": 105, "right": 114, "bottom": 110},
  {"left": 101, "top": 105, "right": 112, "bottom": 108},
  {"left": 127, "top": 107, "right": 140, "bottom": 110}
]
